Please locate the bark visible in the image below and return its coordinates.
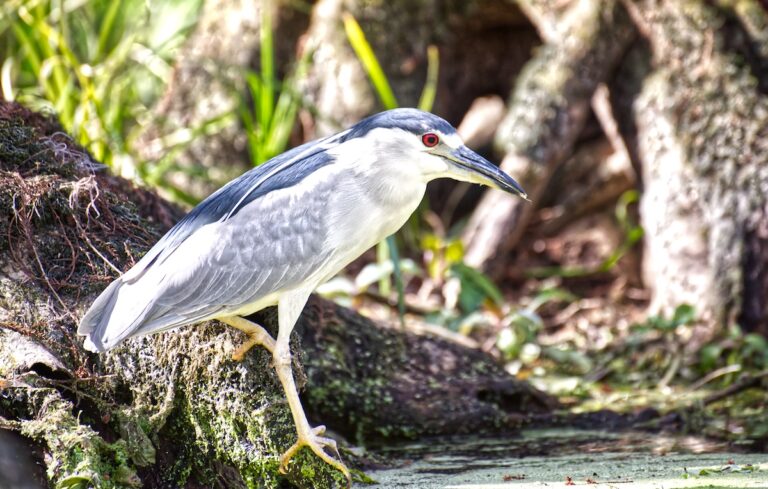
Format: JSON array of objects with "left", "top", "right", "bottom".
[
  {"left": 0, "top": 102, "right": 551, "bottom": 488},
  {"left": 461, "top": 0, "right": 635, "bottom": 275},
  {"left": 618, "top": 0, "right": 768, "bottom": 338}
]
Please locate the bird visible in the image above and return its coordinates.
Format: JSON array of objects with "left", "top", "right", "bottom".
[{"left": 78, "top": 108, "right": 527, "bottom": 485}]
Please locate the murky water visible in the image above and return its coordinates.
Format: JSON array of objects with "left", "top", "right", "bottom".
[{"left": 363, "top": 430, "right": 768, "bottom": 488}]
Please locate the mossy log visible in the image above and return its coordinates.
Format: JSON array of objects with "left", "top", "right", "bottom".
[
  {"left": 0, "top": 102, "right": 551, "bottom": 488},
  {"left": 461, "top": 0, "right": 635, "bottom": 275},
  {"left": 616, "top": 0, "right": 768, "bottom": 338}
]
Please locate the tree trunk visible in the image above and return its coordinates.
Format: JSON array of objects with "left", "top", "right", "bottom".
[
  {"left": 300, "top": 0, "right": 537, "bottom": 137},
  {"left": 0, "top": 102, "right": 550, "bottom": 489},
  {"left": 461, "top": 0, "right": 636, "bottom": 275},
  {"left": 618, "top": 0, "right": 768, "bottom": 338}
]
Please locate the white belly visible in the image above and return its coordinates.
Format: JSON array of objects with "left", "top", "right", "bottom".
[
  {"left": 314, "top": 167, "right": 426, "bottom": 287},
  {"left": 220, "top": 164, "right": 426, "bottom": 317}
]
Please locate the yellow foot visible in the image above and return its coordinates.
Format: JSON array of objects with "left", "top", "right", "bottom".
[{"left": 279, "top": 425, "right": 352, "bottom": 487}]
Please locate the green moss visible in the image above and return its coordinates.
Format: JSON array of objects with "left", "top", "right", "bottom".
[
  {"left": 16, "top": 389, "right": 140, "bottom": 488},
  {"left": 115, "top": 411, "right": 156, "bottom": 467}
]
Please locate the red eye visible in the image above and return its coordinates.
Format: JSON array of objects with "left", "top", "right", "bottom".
[{"left": 421, "top": 133, "right": 439, "bottom": 147}]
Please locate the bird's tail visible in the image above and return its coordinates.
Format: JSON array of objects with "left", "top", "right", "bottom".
[{"left": 77, "top": 279, "right": 151, "bottom": 352}]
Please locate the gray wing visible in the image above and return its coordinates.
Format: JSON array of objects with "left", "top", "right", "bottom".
[
  {"left": 119, "top": 132, "right": 343, "bottom": 284},
  {"left": 79, "top": 133, "right": 345, "bottom": 351},
  {"left": 136, "top": 182, "right": 333, "bottom": 333}
]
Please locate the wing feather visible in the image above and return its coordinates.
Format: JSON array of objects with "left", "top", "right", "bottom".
[
  {"left": 83, "top": 176, "right": 335, "bottom": 349},
  {"left": 80, "top": 137, "right": 343, "bottom": 351}
]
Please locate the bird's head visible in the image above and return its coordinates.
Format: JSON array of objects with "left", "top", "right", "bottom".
[{"left": 340, "top": 108, "right": 527, "bottom": 199}]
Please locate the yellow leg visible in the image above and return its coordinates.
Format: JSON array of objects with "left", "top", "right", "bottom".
[
  {"left": 273, "top": 345, "right": 351, "bottom": 487},
  {"left": 219, "top": 316, "right": 276, "bottom": 360},
  {"left": 274, "top": 290, "right": 352, "bottom": 487}
]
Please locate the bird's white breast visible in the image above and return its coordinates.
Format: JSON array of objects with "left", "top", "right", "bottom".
[{"left": 312, "top": 139, "right": 427, "bottom": 285}]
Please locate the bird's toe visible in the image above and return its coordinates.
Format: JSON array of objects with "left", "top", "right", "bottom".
[{"left": 279, "top": 424, "right": 351, "bottom": 487}]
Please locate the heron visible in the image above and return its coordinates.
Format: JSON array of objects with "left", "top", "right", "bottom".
[{"left": 78, "top": 108, "right": 526, "bottom": 485}]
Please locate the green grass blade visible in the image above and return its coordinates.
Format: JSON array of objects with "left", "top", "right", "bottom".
[
  {"left": 96, "top": 0, "right": 122, "bottom": 59},
  {"left": 266, "top": 89, "right": 299, "bottom": 159},
  {"left": 243, "top": 70, "right": 266, "bottom": 163},
  {"left": 265, "top": 48, "right": 311, "bottom": 159},
  {"left": 342, "top": 12, "right": 398, "bottom": 110},
  {"left": 11, "top": 21, "right": 42, "bottom": 76},
  {"left": 417, "top": 44, "right": 439, "bottom": 112},
  {"left": 387, "top": 234, "right": 406, "bottom": 327},
  {"left": 259, "top": 5, "right": 275, "bottom": 130}
]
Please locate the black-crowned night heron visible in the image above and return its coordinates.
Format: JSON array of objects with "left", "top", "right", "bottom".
[{"left": 78, "top": 108, "right": 526, "bottom": 484}]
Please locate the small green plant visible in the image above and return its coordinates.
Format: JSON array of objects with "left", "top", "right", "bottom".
[
  {"left": 497, "top": 287, "right": 578, "bottom": 367},
  {"left": 635, "top": 303, "right": 696, "bottom": 334},
  {"left": 421, "top": 232, "right": 504, "bottom": 313},
  {"left": 698, "top": 324, "right": 768, "bottom": 375},
  {"left": 240, "top": 6, "right": 311, "bottom": 166},
  {"left": 526, "top": 189, "right": 644, "bottom": 279},
  {"left": 626, "top": 304, "right": 697, "bottom": 387},
  {"left": 1, "top": 0, "right": 202, "bottom": 173}
]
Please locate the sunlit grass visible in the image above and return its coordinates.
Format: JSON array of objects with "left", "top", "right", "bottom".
[
  {"left": 240, "top": 6, "right": 311, "bottom": 166},
  {"left": 1, "top": 0, "right": 202, "bottom": 175}
]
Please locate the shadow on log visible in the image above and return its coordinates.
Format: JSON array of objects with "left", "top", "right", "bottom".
[{"left": 0, "top": 102, "right": 552, "bottom": 488}]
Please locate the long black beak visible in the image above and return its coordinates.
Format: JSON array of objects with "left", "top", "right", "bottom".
[{"left": 447, "top": 145, "right": 527, "bottom": 199}]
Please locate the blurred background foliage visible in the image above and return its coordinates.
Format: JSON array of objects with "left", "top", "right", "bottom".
[
  {"left": 1, "top": 0, "right": 767, "bottom": 449},
  {"left": 0, "top": 0, "right": 202, "bottom": 170}
]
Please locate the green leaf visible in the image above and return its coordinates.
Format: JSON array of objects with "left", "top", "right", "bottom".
[
  {"left": 417, "top": 45, "right": 439, "bottom": 111},
  {"left": 451, "top": 262, "right": 504, "bottom": 310},
  {"left": 699, "top": 344, "right": 722, "bottom": 372},
  {"left": 527, "top": 287, "right": 577, "bottom": 312},
  {"left": 259, "top": 5, "right": 275, "bottom": 130},
  {"left": 671, "top": 304, "right": 695, "bottom": 326},
  {"left": 457, "top": 277, "right": 488, "bottom": 313},
  {"left": 96, "top": 0, "right": 122, "bottom": 59},
  {"left": 744, "top": 333, "right": 768, "bottom": 352},
  {"left": 342, "top": 13, "right": 398, "bottom": 110},
  {"left": 444, "top": 239, "right": 464, "bottom": 264}
]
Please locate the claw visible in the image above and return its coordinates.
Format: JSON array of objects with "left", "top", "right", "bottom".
[
  {"left": 218, "top": 316, "right": 277, "bottom": 361},
  {"left": 279, "top": 424, "right": 351, "bottom": 487}
]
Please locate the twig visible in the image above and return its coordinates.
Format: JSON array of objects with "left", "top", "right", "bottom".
[
  {"left": 689, "top": 364, "right": 742, "bottom": 391},
  {"left": 73, "top": 215, "right": 123, "bottom": 275},
  {"left": 361, "top": 290, "right": 434, "bottom": 316},
  {"left": 658, "top": 353, "right": 681, "bottom": 389},
  {"left": 703, "top": 369, "right": 768, "bottom": 406},
  {"left": 0, "top": 415, "right": 22, "bottom": 431},
  {"left": 36, "top": 376, "right": 113, "bottom": 407}
]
